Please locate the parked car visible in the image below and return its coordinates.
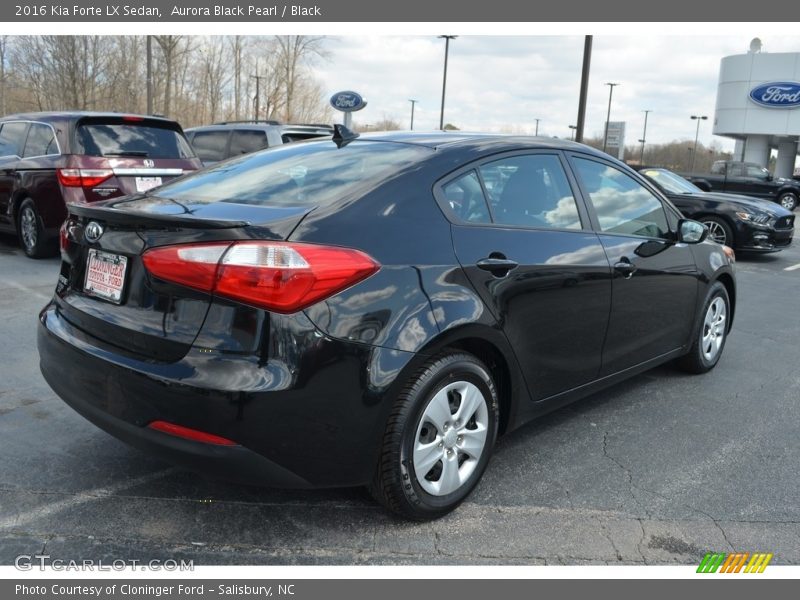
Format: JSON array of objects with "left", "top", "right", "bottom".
[
  {"left": 640, "top": 167, "right": 794, "bottom": 251},
  {"left": 38, "top": 131, "right": 736, "bottom": 520},
  {"left": 680, "top": 160, "right": 800, "bottom": 211},
  {"left": 185, "top": 121, "right": 333, "bottom": 165},
  {"left": 0, "top": 112, "right": 201, "bottom": 258}
]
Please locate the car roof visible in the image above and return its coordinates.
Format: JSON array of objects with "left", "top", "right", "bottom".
[{"left": 0, "top": 111, "right": 182, "bottom": 125}]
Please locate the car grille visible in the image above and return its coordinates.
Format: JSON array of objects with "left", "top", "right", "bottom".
[{"left": 775, "top": 215, "right": 795, "bottom": 230}]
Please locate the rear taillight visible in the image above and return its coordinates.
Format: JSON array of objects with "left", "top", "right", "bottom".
[
  {"left": 142, "top": 241, "right": 380, "bottom": 314},
  {"left": 59, "top": 221, "right": 70, "bottom": 254},
  {"left": 57, "top": 168, "right": 113, "bottom": 188}
]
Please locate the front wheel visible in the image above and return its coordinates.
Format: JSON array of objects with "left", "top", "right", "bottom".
[
  {"left": 700, "top": 216, "right": 734, "bottom": 247},
  {"left": 369, "top": 352, "right": 499, "bottom": 520},
  {"left": 778, "top": 192, "right": 798, "bottom": 211},
  {"left": 677, "top": 282, "right": 731, "bottom": 374}
]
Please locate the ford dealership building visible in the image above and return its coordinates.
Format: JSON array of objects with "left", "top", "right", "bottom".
[{"left": 714, "top": 48, "right": 800, "bottom": 177}]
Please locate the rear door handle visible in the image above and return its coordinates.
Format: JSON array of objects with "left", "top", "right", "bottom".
[
  {"left": 476, "top": 256, "right": 519, "bottom": 277},
  {"left": 613, "top": 260, "right": 637, "bottom": 278}
]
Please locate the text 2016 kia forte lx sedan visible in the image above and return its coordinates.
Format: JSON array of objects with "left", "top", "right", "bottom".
[{"left": 38, "top": 131, "right": 736, "bottom": 520}]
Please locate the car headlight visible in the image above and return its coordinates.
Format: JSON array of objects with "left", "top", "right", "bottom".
[{"left": 735, "top": 211, "right": 771, "bottom": 225}]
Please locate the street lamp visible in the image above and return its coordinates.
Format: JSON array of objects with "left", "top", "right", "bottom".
[
  {"left": 409, "top": 99, "right": 418, "bottom": 130},
  {"left": 638, "top": 110, "right": 651, "bottom": 164},
  {"left": 690, "top": 115, "right": 708, "bottom": 172},
  {"left": 602, "top": 82, "right": 620, "bottom": 153},
  {"left": 438, "top": 35, "right": 457, "bottom": 130},
  {"left": 569, "top": 125, "right": 577, "bottom": 141},
  {"left": 534, "top": 119, "right": 540, "bottom": 136}
]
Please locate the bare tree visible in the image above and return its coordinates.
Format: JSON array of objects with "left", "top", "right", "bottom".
[
  {"left": 274, "top": 35, "right": 326, "bottom": 122},
  {"left": 153, "top": 35, "right": 184, "bottom": 117}
]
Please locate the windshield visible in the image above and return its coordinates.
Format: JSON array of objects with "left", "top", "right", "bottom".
[
  {"left": 152, "top": 140, "right": 431, "bottom": 208},
  {"left": 641, "top": 169, "right": 702, "bottom": 194}
]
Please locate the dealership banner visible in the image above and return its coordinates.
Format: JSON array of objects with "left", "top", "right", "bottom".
[
  {"left": 5, "top": 579, "right": 799, "bottom": 599},
  {"left": 2, "top": 0, "right": 798, "bottom": 21}
]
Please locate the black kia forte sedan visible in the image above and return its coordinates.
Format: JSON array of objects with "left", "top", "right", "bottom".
[
  {"left": 38, "top": 131, "right": 736, "bottom": 520},
  {"left": 640, "top": 167, "right": 794, "bottom": 251}
]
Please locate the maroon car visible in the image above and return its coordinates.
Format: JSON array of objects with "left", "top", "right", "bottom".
[{"left": 0, "top": 112, "right": 202, "bottom": 258}]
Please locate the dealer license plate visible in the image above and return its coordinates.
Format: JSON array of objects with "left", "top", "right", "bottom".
[
  {"left": 84, "top": 249, "right": 128, "bottom": 304},
  {"left": 135, "top": 176, "right": 162, "bottom": 192}
]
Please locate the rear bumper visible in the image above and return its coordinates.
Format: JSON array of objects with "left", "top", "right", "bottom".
[{"left": 38, "top": 303, "right": 412, "bottom": 488}]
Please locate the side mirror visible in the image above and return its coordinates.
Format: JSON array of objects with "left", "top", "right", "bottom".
[{"left": 678, "top": 219, "right": 708, "bottom": 244}]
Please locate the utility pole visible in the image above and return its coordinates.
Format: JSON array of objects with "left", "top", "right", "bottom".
[
  {"left": 690, "top": 115, "right": 708, "bottom": 172},
  {"left": 438, "top": 35, "right": 457, "bottom": 130},
  {"left": 639, "top": 110, "right": 651, "bottom": 164},
  {"left": 146, "top": 35, "right": 153, "bottom": 114},
  {"left": 409, "top": 99, "right": 418, "bottom": 130},
  {"left": 569, "top": 125, "right": 577, "bottom": 140},
  {"left": 575, "top": 35, "right": 592, "bottom": 144},
  {"left": 603, "top": 82, "right": 620, "bottom": 153},
  {"left": 534, "top": 119, "right": 540, "bottom": 136}
]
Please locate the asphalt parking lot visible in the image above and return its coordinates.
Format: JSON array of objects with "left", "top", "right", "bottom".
[{"left": 0, "top": 232, "right": 798, "bottom": 566}]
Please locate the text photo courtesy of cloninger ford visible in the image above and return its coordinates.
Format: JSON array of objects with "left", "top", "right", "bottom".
[{"left": 0, "top": 32, "right": 798, "bottom": 568}]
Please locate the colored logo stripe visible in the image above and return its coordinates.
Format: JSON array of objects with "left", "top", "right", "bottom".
[{"left": 697, "top": 552, "right": 773, "bottom": 573}]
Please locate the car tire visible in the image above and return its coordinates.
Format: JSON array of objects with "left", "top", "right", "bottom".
[
  {"left": 677, "top": 281, "right": 731, "bottom": 374},
  {"left": 17, "top": 198, "right": 54, "bottom": 259},
  {"left": 369, "top": 352, "right": 499, "bottom": 520},
  {"left": 778, "top": 192, "right": 798, "bottom": 211},
  {"left": 700, "top": 216, "right": 734, "bottom": 247}
]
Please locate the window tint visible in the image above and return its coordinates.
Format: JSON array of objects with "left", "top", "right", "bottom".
[
  {"left": 573, "top": 158, "right": 669, "bottom": 238},
  {"left": 230, "top": 130, "right": 269, "bottom": 156},
  {"left": 23, "top": 123, "right": 58, "bottom": 157},
  {"left": 442, "top": 171, "right": 490, "bottom": 224},
  {"left": 155, "top": 140, "right": 430, "bottom": 209},
  {"left": 745, "top": 164, "right": 768, "bottom": 179},
  {"left": 0, "top": 122, "right": 28, "bottom": 157},
  {"left": 478, "top": 154, "right": 581, "bottom": 229},
  {"left": 190, "top": 130, "right": 230, "bottom": 162},
  {"left": 76, "top": 122, "right": 195, "bottom": 159}
]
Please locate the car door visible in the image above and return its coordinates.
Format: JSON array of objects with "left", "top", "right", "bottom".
[
  {"left": 0, "top": 121, "right": 29, "bottom": 228},
  {"left": 567, "top": 154, "right": 699, "bottom": 376},
  {"left": 445, "top": 152, "right": 612, "bottom": 401}
]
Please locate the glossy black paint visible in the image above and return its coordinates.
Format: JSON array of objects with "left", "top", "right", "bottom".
[
  {"left": 38, "top": 133, "right": 737, "bottom": 488},
  {"left": 641, "top": 167, "right": 794, "bottom": 252}
]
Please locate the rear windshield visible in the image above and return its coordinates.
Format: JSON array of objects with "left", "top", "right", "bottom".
[
  {"left": 76, "top": 121, "right": 195, "bottom": 159},
  {"left": 153, "top": 140, "right": 431, "bottom": 208}
]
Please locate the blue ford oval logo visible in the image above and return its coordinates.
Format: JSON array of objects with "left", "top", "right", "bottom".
[
  {"left": 329, "top": 91, "right": 366, "bottom": 113},
  {"left": 749, "top": 82, "right": 800, "bottom": 108}
]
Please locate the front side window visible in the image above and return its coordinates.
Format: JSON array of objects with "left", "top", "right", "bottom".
[
  {"left": 478, "top": 154, "right": 581, "bottom": 230},
  {"left": 573, "top": 158, "right": 669, "bottom": 239}
]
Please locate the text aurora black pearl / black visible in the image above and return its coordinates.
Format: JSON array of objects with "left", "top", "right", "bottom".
[{"left": 170, "top": 4, "right": 322, "bottom": 16}]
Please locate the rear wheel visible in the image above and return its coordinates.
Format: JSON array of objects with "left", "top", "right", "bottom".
[
  {"left": 677, "top": 282, "right": 730, "bottom": 374},
  {"left": 778, "top": 192, "right": 798, "bottom": 211},
  {"left": 17, "top": 198, "right": 54, "bottom": 259},
  {"left": 699, "top": 216, "right": 734, "bottom": 247},
  {"left": 369, "top": 352, "right": 499, "bottom": 520}
]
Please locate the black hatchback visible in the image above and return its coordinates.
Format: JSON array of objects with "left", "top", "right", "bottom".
[{"left": 38, "top": 131, "right": 736, "bottom": 519}]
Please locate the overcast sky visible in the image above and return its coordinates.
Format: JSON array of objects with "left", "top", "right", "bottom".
[{"left": 311, "top": 35, "right": 800, "bottom": 151}]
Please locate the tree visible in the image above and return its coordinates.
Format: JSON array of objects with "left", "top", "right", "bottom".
[
  {"left": 153, "top": 35, "right": 184, "bottom": 117},
  {"left": 274, "top": 35, "right": 326, "bottom": 122}
]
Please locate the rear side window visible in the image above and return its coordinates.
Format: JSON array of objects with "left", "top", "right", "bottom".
[
  {"left": 76, "top": 121, "right": 195, "bottom": 159},
  {"left": 0, "top": 122, "right": 28, "bottom": 157},
  {"left": 573, "top": 157, "right": 669, "bottom": 239},
  {"left": 442, "top": 171, "right": 491, "bottom": 224},
  {"left": 230, "top": 130, "right": 269, "bottom": 156},
  {"left": 23, "top": 123, "right": 59, "bottom": 157},
  {"left": 190, "top": 130, "right": 230, "bottom": 162},
  {"left": 155, "top": 140, "right": 430, "bottom": 208},
  {"left": 479, "top": 154, "right": 582, "bottom": 230}
]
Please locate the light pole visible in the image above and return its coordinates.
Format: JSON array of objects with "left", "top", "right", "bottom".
[
  {"left": 690, "top": 115, "right": 708, "bottom": 172},
  {"left": 534, "top": 119, "right": 540, "bottom": 136},
  {"left": 409, "top": 99, "right": 418, "bottom": 130},
  {"left": 602, "top": 82, "right": 620, "bottom": 153},
  {"left": 569, "top": 125, "right": 577, "bottom": 141},
  {"left": 438, "top": 35, "right": 457, "bottom": 130},
  {"left": 638, "top": 110, "right": 651, "bottom": 164},
  {"left": 575, "top": 35, "right": 593, "bottom": 144}
]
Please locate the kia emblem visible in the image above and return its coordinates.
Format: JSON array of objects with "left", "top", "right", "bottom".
[{"left": 84, "top": 221, "right": 104, "bottom": 244}]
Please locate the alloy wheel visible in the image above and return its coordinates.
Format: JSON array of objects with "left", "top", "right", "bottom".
[
  {"left": 701, "top": 297, "right": 727, "bottom": 362},
  {"left": 20, "top": 206, "right": 38, "bottom": 252},
  {"left": 702, "top": 220, "right": 727, "bottom": 245}
]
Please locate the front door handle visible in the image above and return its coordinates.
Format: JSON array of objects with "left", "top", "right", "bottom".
[
  {"left": 477, "top": 255, "right": 519, "bottom": 277},
  {"left": 613, "top": 260, "right": 637, "bottom": 278}
]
